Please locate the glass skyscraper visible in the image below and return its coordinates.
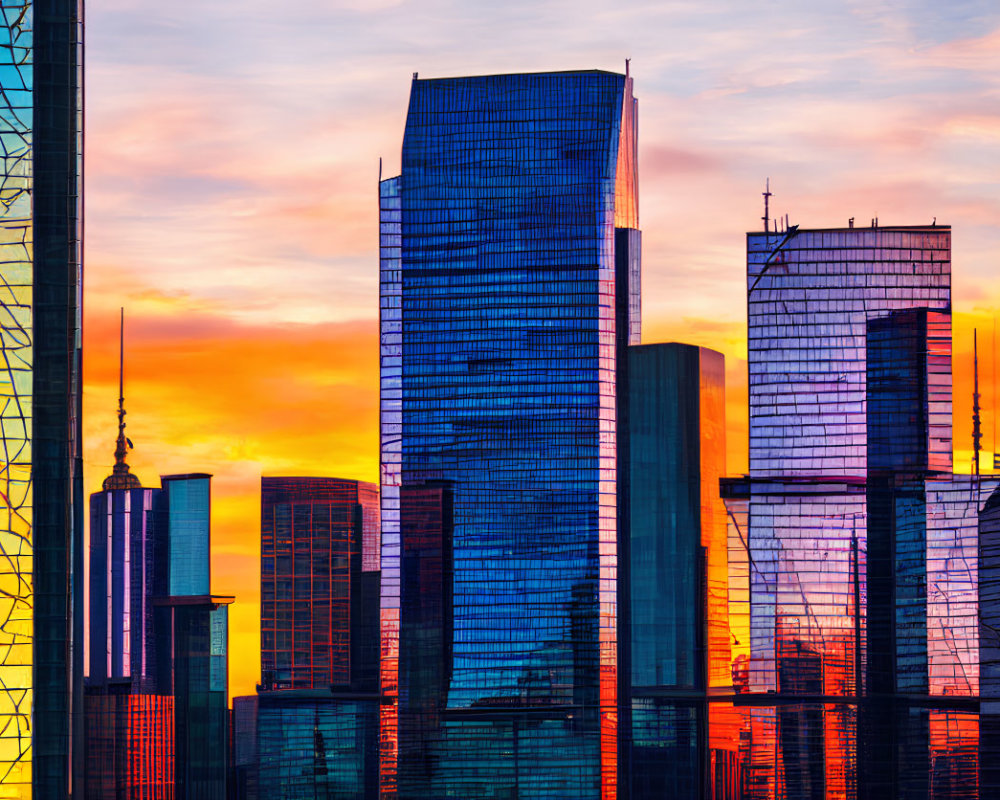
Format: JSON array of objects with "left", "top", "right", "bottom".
[
  {"left": 0, "top": 2, "right": 84, "bottom": 795},
  {"left": 250, "top": 477, "right": 381, "bottom": 799},
  {"left": 259, "top": 477, "right": 380, "bottom": 691},
  {"left": 85, "top": 407, "right": 173, "bottom": 800},
  {"left": 86, "top": 463, "right": 232, "bottom": 798},
  {"left": 379, "top": 68, "right": 639, "bottom": 799},
  {"left": 724, "top": 222, "right": 998, "bottom": 799},
  {"left": 623, "top": 343, "right": 729, "bottom": 798}
]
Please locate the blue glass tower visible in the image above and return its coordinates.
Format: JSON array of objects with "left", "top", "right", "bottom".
[{"left": 380, "top": 68, "right": 639, "bottom": 799}]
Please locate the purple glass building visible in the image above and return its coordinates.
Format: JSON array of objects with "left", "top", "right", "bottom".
[
  {"left": 85, "top": 352, "right": 233, "bottom": 797},
  {"left": 724, "top": 222, "right": 997, "bottom": 799}
]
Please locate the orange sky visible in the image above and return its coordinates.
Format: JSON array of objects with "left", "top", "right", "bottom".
[
  {"left": 82, "top": 2, "right": 1000, "bottom": 700},
  {"left": 81, "top": 302, "right": 1000, "bottom": 701}
]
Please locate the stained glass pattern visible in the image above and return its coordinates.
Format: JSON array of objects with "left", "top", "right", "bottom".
[{"left": 0, "top": 3, "right": 32, "bottom": 792}]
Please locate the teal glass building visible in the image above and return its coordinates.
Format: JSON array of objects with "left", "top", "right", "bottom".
[
  {"left": 623, "top": 343, "right": 729, "bottom": 798},
  {"left": 255, "top": 691, "right": 379, "bottom": 800},
  {"left": 379, "top": 68, "right": 640, "bottom": 799}
]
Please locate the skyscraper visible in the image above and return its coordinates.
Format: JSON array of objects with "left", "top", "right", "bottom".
[
  {"left": 379, "top": 67, "right": 639, "bottom": 799},
  {"left": 88, "top": 313, "right": 162, "bottom": 691},
  {"left": 151, "top": 473, "right": 233, "bottom": 800},
  {"left": 85, "top": 406, "right": 232, "bottom": 800},
  {"left": 252, "top": 477, "right": 381, "bottom": 800},
  {"left": 728, "top": 221, "right": 997, "bottom": 798},
  {"left": 0, "top": 3, "right": 84, "bottom": 795},
  {"left": 623, "top": 343, "right": 729, "bottom": 798},
  {"left": 84, "top": 328, "right": 174, "bottom": 799},
  {"left": 259, "top": 477, "right": 379, "bottom": 691}
]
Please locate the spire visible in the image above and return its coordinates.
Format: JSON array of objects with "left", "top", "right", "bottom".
[
  {"left": 102, "top": 308, "right": 141, "bottom": 491},
  {"left": 975, "top": 328, "right": 983, "bottom": 479}
]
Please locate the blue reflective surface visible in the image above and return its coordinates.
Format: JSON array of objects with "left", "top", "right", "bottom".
[{"left": 381, "top": 70, "right": 638, "bottom": 799}]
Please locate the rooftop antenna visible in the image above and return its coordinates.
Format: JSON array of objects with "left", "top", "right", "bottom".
[
  {"left": 625, "top": 58, "right": 630, "bottom": 78},
  {"left": 974, "top": 328, "right": 982, "bottom": 478},
  {"left": 762, "top": 178, "right": 772, "bottom": 233},
  {"left": 102, "top": 307, "right": 141, "bottom": 491}
]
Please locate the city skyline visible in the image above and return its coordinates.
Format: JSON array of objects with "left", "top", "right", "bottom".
[{"left": 79, "top": 0, "right": 1000, "bottom": 702}]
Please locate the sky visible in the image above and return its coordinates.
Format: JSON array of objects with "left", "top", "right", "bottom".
[{"left": 81, "top": 0, "right": 1000, "bottom": 700}]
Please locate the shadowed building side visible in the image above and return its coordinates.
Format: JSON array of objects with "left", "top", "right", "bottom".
[{"left": 623, "top": 343, "right": 730, "bottom": 799}]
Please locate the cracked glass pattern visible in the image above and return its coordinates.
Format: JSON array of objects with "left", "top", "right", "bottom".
[
  {"left": 0, "top": 2, "right": 32, "bottom": 791},
  {"left": 380, "top": 70, "right": 637, "bottom": 800}
]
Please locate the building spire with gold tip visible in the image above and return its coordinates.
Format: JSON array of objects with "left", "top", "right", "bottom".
[{"left": 102, "top": 308, "right": 142, "bottom": 491}]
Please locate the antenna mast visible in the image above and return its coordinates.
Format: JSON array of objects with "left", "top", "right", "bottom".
[
  {"left": 974, "top": 329, "right": 982, "bottom": 478},
  {"left": 103, "top": 307, "right": 141, "bottom": 491},
  {"left": 762, "top": 178, "right": 772, "bottom": 233}
]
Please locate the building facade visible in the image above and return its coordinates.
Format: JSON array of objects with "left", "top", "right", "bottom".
[
  {"left": 231, "top": 695, "right": 259, "bottom": 800},
  {"left": 250, "top": 477, "right": 381, "bottom": 799},
  {"left": 623, "top": 343, "right": 729, "bottom": 798},
  {"left": 0, "top": 3, "right": 84, "bottom": 795},
  {"left": 260, "top": 477, "right": 379, "bottom": 691},
  {"left": 86, "top": 464, "right": 232, "bottom": 799},
  {"left": 725, "top": 222, "right": 996, "bottom": 799},
  {"left": 980, "top": 485, "right": 1000, "bottom": 795},
  {"left": 379, "top": 68, "right": 639, "bottom": 799},
  {"left": 255, "top": 690, "right": 379, "bottom": 800}
]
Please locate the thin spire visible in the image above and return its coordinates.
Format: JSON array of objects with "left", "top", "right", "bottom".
[
  {"left": 974, "top": 328, "right": 982, "bottom": 479},
  {"left": 103, "top": 308, "right": 141, "bottom": 490},
  {"left": 762, "top": 178, "right": 771, "bottom": 233}
]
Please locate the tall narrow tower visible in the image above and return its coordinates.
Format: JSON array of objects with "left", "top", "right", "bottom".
[{"left": 0, "top": 3, "right": 84, "bottom": 795}]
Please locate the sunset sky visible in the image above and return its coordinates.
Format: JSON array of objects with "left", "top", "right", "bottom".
[{"left": 82, "top": 0, "right": 1000, "bottom": 700}]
